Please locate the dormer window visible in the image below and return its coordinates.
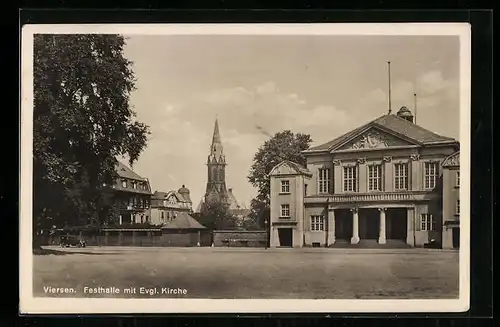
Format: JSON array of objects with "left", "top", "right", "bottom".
[
  {"left": 132, "top": 181, "right": 137, "bottom": 189},
  {"left": 122, "top": 180, "right": 127, "bottom": 188}
]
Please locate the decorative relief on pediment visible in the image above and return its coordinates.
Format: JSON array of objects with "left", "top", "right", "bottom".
[
  {"left": 383, "top": 156, "right": 392, "bottom": 162},
  {"left": 341, "top": 129, "right": 410, "bottom": 150},
  {"left": 274, "top": 164, "right": 294, "bottom": 175},
  {"left": 333, "top": 160, "right": 342, "bottom": 166},
  {"left": 443, "top": 152, "right": 460, "bottom": 167},
  {"left": 357, "top": 158, "right": 366, "bottom": 164},
  {"left": 410, "top": 153, "right": 420, "bottom": 161}
]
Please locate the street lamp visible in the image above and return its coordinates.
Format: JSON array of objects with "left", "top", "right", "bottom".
[{"left": 264, "top": 219, "right": 268, "bottom": 250}]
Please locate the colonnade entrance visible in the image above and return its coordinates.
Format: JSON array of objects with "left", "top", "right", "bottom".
[{"left": 331, "top": 207, "right": 408, "bottom": 245}]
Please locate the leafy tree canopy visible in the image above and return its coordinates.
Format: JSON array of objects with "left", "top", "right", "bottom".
[
  {"left": 197, "top": 199, "right": 237, "bottom": 230},
  {"left": 33, "top": 34, "right": 150, "bottom": 234}
]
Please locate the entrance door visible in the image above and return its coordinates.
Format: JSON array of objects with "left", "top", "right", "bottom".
[
  {"left": 335, "top": 210, "right": 352, "bottom": 240},
  {"left": 278, "top": 228, "right": 293, "bottom": 247},
  {"left": 452, "top": 228, "right": 460, "bottom": 249},
  {"left": 360, "top": 209, "right": 379, "bottom": 239},
  {"left": 388, "top": 208, "right": 407, "bottom": 241}
]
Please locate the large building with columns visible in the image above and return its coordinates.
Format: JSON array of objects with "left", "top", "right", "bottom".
[{"left": 269, "top": 107, "right": 460, "bottom": 248}]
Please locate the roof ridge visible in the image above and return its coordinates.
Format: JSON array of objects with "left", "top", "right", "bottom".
[
  {"left": 384, "top": 113, "right": 456, "bottom": 140},
  {"left": 308, "top": 114, "right": 388, "bottom": 152}
]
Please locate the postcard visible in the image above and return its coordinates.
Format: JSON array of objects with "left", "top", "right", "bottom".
[{"left": 20, "top": 22, "right": 470, "bottom": 314}]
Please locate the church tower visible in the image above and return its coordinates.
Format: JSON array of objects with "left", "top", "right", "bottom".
[{"left": 204, "top": 118, "right": 229, "bottom": 204}]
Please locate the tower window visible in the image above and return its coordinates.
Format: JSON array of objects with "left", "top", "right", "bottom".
[
  {"left": 280, "top": 204, "right": 290, "bottom": 218},
  {"left": 280, "top": 180, "right": 290, "bottom": 194}
]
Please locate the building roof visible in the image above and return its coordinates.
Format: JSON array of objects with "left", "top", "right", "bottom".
[
  {"left": 113, "top": 161, "right": 152, "bottom": 195},
  {"left": 152, "top": 190, "right": 190, "bottom": 203},
  {"left": 161, "top": 212, "right": 207, "bottom": 230},
  {"left": 305, "top": 113, "right": 457, "bottom": 153},
  {"left": 269, "top": 160, "right": 312, "bottom": 177},
  {"left": 116, "top": 161, "right": 148, "bottom": 181}
]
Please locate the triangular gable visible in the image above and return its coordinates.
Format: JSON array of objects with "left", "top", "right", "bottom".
[
  {"left": 270, "top": 160, "right": 312, "bottom": 177},
  {"left": 334, "top": 126, "right": 420, "bottom": 152},
  {"left": 442, "top": 151, "right": 460, "bottom": 167},
  {"left": 164, "top": 191, "right": 184, "bottom": 203},
  {"left": 305, "top": 113, "right": 456, "bottom": 153}
]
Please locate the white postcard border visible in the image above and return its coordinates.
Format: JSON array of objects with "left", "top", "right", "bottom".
[{"left": 19, "top": 23, "right": 471, "bottom": 314}]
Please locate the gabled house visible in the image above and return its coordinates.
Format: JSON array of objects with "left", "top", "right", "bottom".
[
  {"left": 112, "top": 161, "right": 153, "bottom": 225},
  {"left": 150, "top": 185, "right": 193, "bottom": 225}
]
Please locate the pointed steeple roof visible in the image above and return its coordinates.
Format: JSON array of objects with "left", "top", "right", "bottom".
[
  {"left": 208, "top": 117, "right": 225, "bottom": 163},
  {"left": 212, "top": 118, "right": 221, "bottom": 145}
]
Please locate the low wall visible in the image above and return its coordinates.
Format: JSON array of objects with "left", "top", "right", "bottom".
[
  {"left": 213, "top": 230, "right": 267, "bottom": 247},
  {"left": 44, "top": 229, "right": 212, "bottom": 247}
]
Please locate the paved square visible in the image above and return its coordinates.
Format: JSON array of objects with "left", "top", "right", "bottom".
[{"left": 33, "top": 246, "right": 459, "bottom": 299}]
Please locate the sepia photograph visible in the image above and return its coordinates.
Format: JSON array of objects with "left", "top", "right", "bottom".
[{"left": 20, "top": 23, "right": 470, "bottom": 314}]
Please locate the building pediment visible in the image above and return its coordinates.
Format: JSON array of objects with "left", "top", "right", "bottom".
[
  {"left": 270, "top": 160, "right": 312, "bottom": 177},
  {"left": 442, "top": 151, "right": 460, "bottom": 167},
  {"left": 334, "top": 127, "right": 418, "bottom": 152}
]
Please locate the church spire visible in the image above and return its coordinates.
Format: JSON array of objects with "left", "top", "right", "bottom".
[
  {"left": 209, "top": 118, "right": 225, "bottom": 163},
  {"left": 212, "top": 118, "right": 221, "bottom": 145},
  {"left": 205, "top": 117, "right": 228, "bottom": 204}
]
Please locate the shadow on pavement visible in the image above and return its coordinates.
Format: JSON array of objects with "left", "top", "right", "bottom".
[{"left": 33, "top": 248, "right": 123, "bottom": 256}]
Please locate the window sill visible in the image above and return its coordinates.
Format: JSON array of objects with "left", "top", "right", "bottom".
[
  {"left": 279, "top": 217, "right": 291, "bottom": 219},
  {"left": 279, "top": 192, "right": 291, "bottom": 195}
]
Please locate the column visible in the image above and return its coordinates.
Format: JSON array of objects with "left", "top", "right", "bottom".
[
  {"left": 197, "top": 230, "right": 201, "bottom": 247},
  {"left": 406, "top": 207, "right": 416, "bottom": 246},
  {"left": 350, "top": 208, "right": 360, "bottom": 244},
  {"left": 119, "top": 214, "right": 122, "bottom": 225},
  {"left": 327, "top": 209, "right": 336, "bottom": 245},
  {"left": 378, "top": 208, "right": 387, "bottom": 244}
]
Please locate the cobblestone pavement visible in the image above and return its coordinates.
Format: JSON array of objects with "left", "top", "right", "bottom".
[{"left": 33, "top": 246, "right": 460, "bottom": 299}]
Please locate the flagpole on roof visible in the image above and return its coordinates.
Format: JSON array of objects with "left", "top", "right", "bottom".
[
  {"left": 387, "top": 61, "right": 392, "bottom": 114},
  {"left": 414, "top": 93, "right": 417, "bottom": 124}
]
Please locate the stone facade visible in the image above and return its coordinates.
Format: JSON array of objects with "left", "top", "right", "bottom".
[
  {"left": 269, "top": 108, "right": 460, "bottom": 248},
  {"left": 150, "top": 186, "right": 193, "bottom": 225},
  {"left": 441, "top": 151, "right": 460, "bottom": 249}
]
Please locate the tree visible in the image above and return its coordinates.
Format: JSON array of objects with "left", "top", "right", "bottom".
[
  {"left": 33, "top": 34, "right": 150, "bottom": 245},
  {"left": 197, "top": 200, "right": 237, "bottom": 230},
  {"left": 247, "top": 130, "right": 312, "bottom": 227}
]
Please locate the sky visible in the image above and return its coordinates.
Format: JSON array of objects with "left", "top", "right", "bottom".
[{"left": 122, "top": 34, "right": 461, "bottom": 209}]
